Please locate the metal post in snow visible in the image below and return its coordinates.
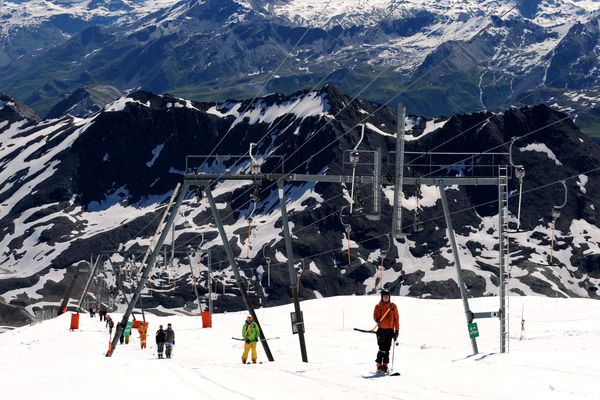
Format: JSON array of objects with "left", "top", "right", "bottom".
[
  {"left": 277, "top": 180, "right": 308, "bottom": 362},
  {"left": 204, "top": 185, "right": 274, "bottom": 362},
  {"left": 107, "top": 183, "right": 186, "bottom": 357},
  {"left": 439, "top": 184, "right": 478, "bottom": 355}
]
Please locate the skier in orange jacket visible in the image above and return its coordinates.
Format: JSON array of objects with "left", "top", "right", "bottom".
[
  {"left": 138, "top": 323, "right": 148, "bottom": 349},
  {"left": 373, "top": 289, "right": 399, "bottom": 373}
]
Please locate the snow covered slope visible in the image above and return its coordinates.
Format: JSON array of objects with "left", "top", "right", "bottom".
[
  {"left": 0, "top": 85, "right": 599, "bottom": 330},
  {"left": 0, "top": 0, "right": 179, "bottom": 35},
  {"left": 269, "top": 0, "right": 598, "bottom": 29},
  {"left": 1, "top": 295, "right": 599, "bottom": 399}
]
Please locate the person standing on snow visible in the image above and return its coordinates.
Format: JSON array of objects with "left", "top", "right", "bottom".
[
  {"left": 155, "top": 325, "right": 166, "bottom": 359},
  {"left": 373, "top": 289, "right": 399, "bottom": 373},
  {"left": 165, "top": 323, "right": 175, "bottom": 359},
  {"left": 108, "top": 318, "right": 114, "bottom": 336},
  {"left": 241, "top": 315, "right": 260, "bottom": 364},
  {"left": 138, "top": 323, "right": 148, "bottom": 349}
]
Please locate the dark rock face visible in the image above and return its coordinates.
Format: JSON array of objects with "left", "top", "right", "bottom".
[
  {"left": 0, "top": 84, "right": 599, "bottom": 327},
  {"left": 0, "top": 92, "right": 40, "bottom": 124}
]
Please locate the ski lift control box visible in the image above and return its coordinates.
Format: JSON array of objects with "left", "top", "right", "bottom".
[{"left": 290, "top": 311, "right": 305, "bottom": 334}]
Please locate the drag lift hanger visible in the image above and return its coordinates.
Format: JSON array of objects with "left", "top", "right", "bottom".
[
  {"left": 339, "top": 205, "right": 353, "bottom": 266},
  {"left": 262, "top": 245, "right": 272, "bottom": 287},
  {"left": 509, "top": 138, "right": 526, "bottom": 232},
  {"left": 378, "top": 233, "right": 392, "bottom": 290},
  {"left": 412, "top": 183, "right": 424, "bottom": 233},
  {"left": 349, "top": 125, "right": 365, "bottom": 214},
  {"left": 244, "top": 185, "right": 260, "bottom": 260},
  {"left": 549, "top": 180, "right": 567, "bottom": 266}
]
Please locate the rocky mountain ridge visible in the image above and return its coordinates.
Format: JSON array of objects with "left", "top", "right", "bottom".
[{"left": 0, "top": 85, "right": 599, "bottom": 328}]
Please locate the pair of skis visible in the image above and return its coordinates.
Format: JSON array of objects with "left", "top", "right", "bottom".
[{"left": 363, "top": 371, "right": 401, "bottom": 378}]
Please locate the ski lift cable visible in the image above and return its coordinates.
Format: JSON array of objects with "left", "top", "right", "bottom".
[
  {"left": 255, "top": 0, "right": 528, "bottom": 179},
  {"left": 274, "top": 165, "right": 600, "bottom": 266},
  {"left": 181, "top": 0, "right": 525, "bottom": 233},
  {"left": 188, "top": 107, "right": 559, "bottom": 252},
  {"left": 177, "top": 0, "right": 538, "bottom": 252},
  {"left": 199, "top": 0, "right": 406, "bottom": 183},
  {"left": 419, "top": 114, "right": 573, "bottom": 180},
  {"left": 198, "top": 0, "right": 337, "bottom": 170},
  {"left": 196, "top": 0, "right": 521, "bottom": 215}
]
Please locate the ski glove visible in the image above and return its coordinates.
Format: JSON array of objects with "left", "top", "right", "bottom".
[
  {"left": 393, "top": 331, "right": 398, "bottom": 340},
  {"left": 173, "top": 341, "right": 175, "bottom": 345},
  {"left": 245, "top": 339, "right": 251, "bottom": 344},
  {"left": 375, "top": 319, "right": 381, "bottom": 326}
]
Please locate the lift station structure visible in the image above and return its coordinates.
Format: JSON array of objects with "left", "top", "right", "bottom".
[{"left": 106, "top": 105, "right": 518, "bottom": 359}]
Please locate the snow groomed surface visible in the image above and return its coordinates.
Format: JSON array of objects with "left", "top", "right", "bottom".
[{"left": 1, "top": 295, "right": 599, "bottom": 399}]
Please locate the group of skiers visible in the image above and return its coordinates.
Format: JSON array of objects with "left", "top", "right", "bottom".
[
  {"left": 236, "top": 289, "right": 398, "bottom": 371},
  {"left": 88, "top": 305, "right": 109, "bottom": 321},
  {"left": 94, "top": 289, "right": 397, "bottom": 371},
  {"left": 155, "top": 323, "right": 175, "bottom": 358}
]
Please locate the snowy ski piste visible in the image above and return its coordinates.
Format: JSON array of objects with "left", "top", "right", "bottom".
[{"left": 2, "top": 295, "right": 599, "bottom": 400}]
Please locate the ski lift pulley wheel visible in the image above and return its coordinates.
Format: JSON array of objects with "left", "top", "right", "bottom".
[{"left": 350, "top": 151, "right": 360, "bottom": 164}]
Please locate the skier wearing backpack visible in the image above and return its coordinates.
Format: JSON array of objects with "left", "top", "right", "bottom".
[
  {"left": 373, "top": 289, "right": 399, "bottom": 373},
  {"left": 241, "top": 315, "right": 260, "bottom": 364}
]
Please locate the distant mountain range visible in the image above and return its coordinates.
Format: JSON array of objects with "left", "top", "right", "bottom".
[
  {"left": 1, "top": 85, "right": 599, "bottom": 328},
  {"left": 0, "top": 0, "right": 598, "bottom": 135}
]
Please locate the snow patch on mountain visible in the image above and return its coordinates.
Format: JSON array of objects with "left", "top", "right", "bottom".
[
  {"left": 208, "top": 92, "right": 331, "bottom": 130},
  {"left": 519, "top": 143, "right": 562, "bottom": 165},
  {"left": 0, "top": 0, "right": 179, "bottom": 34}
]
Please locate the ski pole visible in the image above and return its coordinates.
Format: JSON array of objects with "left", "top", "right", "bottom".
[{"left": 391, "top": 338, "right": 396, "bottom": 371}]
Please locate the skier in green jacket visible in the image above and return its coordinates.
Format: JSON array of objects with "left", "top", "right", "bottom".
[{"left": 241, "top": 315, "right": 260, "bottom": 364}]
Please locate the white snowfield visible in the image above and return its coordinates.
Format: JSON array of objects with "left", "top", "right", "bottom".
[{"left": 1, "top": 295, "right": 599, "bottom": 400}]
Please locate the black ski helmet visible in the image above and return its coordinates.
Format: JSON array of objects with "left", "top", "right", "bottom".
[{"left": 380, "top": 289, "right": 390, "bottom": 298}]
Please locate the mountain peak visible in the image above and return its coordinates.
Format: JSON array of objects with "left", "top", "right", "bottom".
[
  {"left": 46, "top": 85, "right": 124, "bottom": 119},
  {"left": 0, "top": 92, "right": 40, "bottom": 125}
]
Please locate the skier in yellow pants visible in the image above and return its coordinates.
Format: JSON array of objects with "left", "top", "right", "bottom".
[{"left": 241, "top": 315, "right": 260, "bottom": 364}]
